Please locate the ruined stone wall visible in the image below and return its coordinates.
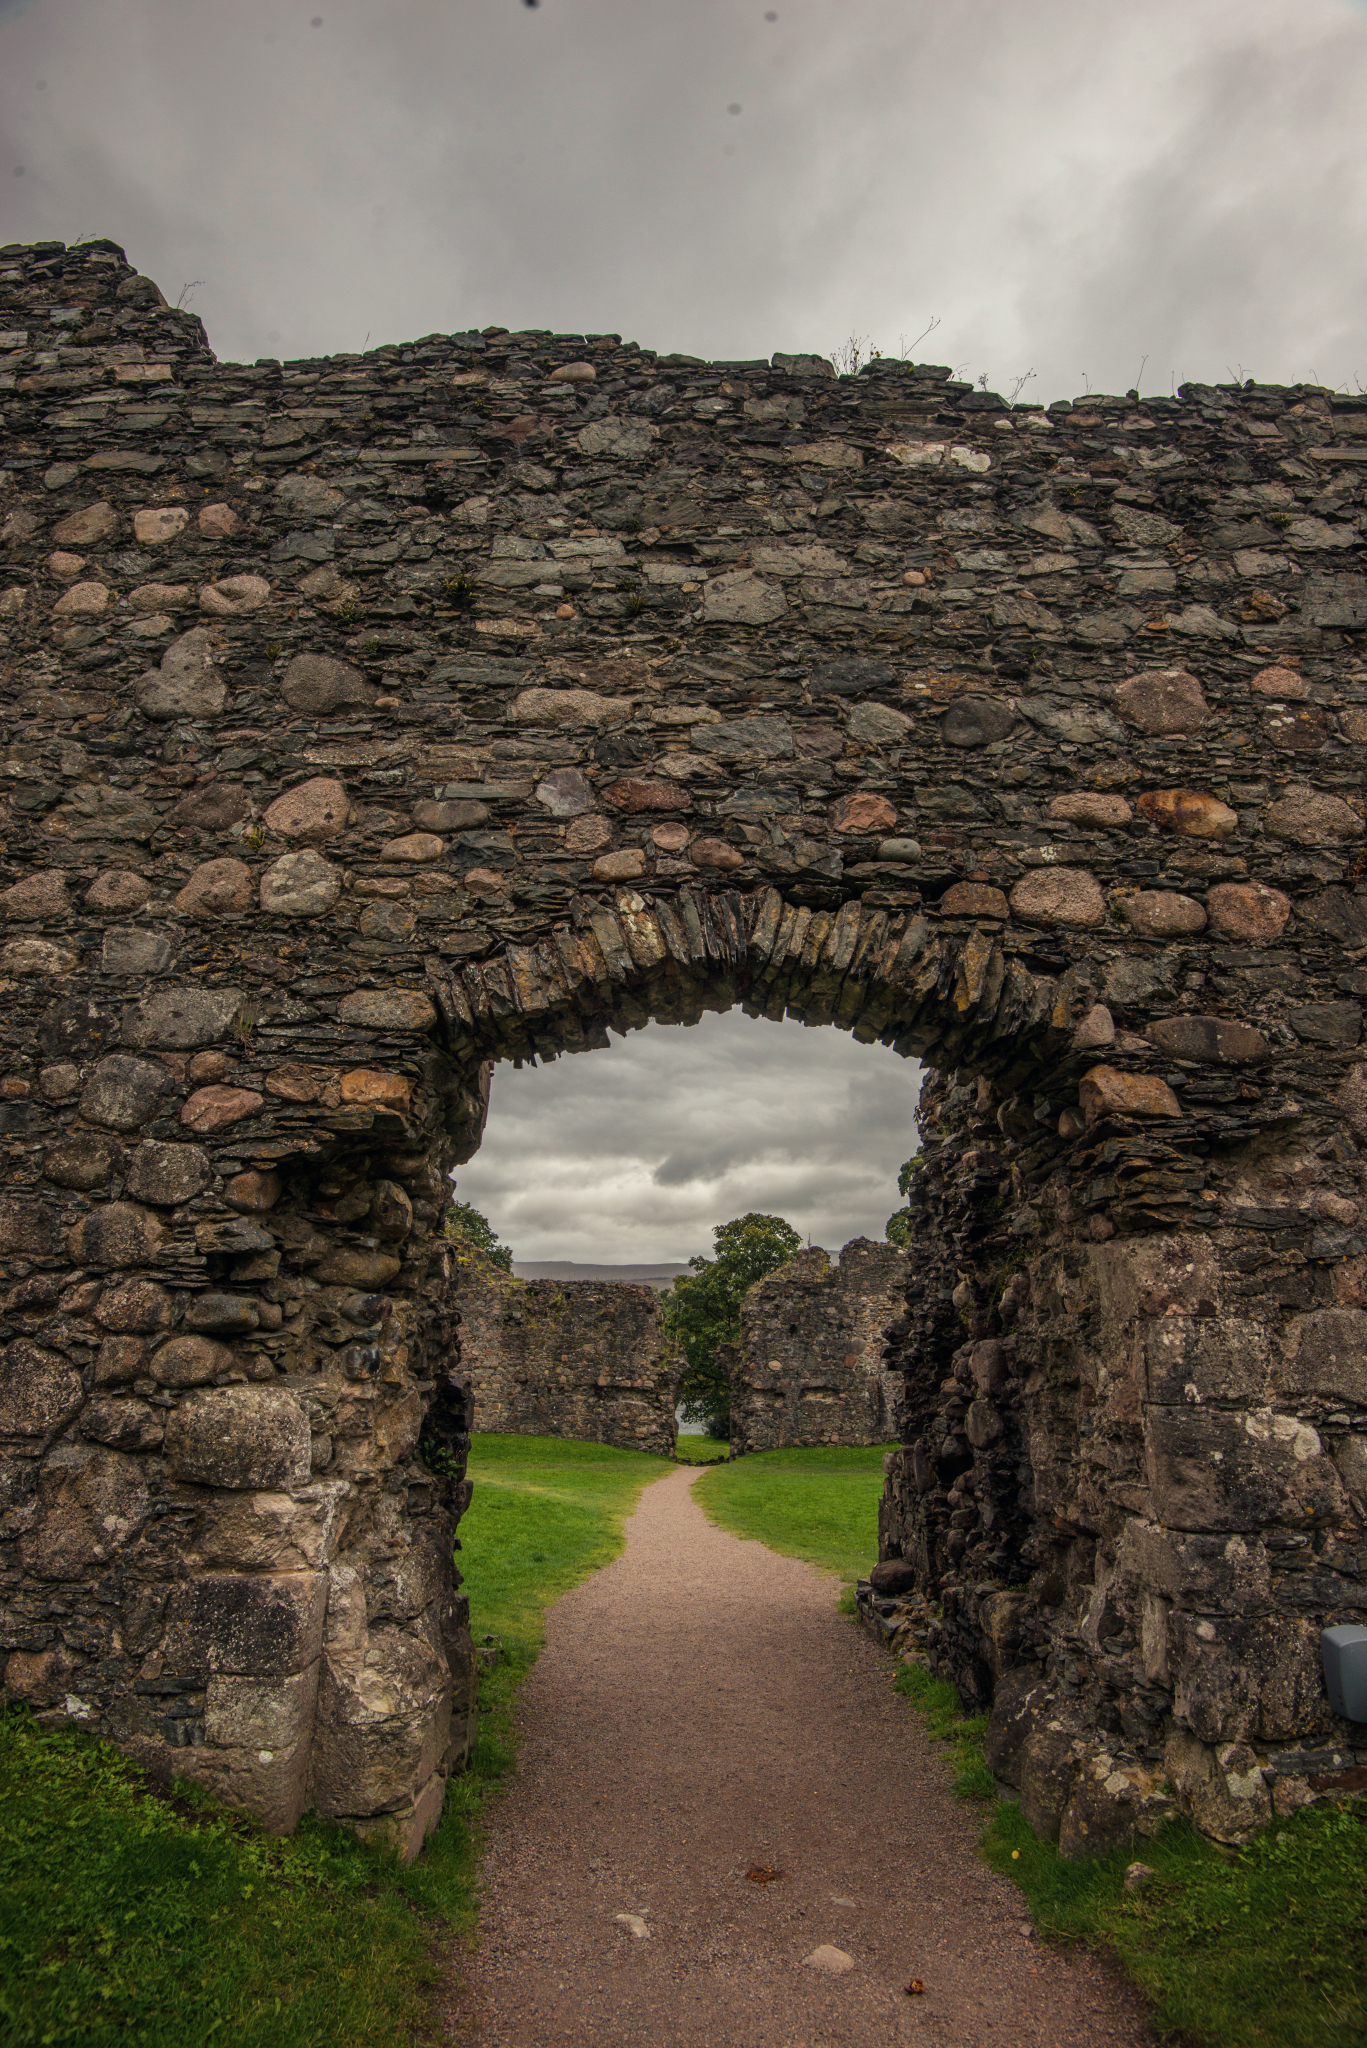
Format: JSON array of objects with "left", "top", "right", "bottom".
[
  {"left": 1, "top": 234, "right": 1365, "bottom": 1853},
  {"left": 728, "top": 1237, "right": 909, "bottom": 1453},
  {"left": 454, "top": 1248, "right": 680, "bottom": 1455}
]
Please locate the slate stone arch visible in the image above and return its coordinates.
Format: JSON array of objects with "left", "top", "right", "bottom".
[
  {"left": 425, "top": 881, "right": 1090, "bottom": 1083},
  {"left": 1, "top": 238, "right": 1365, "bottom": 1857}
]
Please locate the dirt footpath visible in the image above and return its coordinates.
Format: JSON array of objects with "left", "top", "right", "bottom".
[{"left": 459, "top": 1465, "right": 1152, "bottom": 2048}]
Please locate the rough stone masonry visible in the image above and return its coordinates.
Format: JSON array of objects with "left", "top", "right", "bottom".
[{"left": 0, "top": 236, "right": 1364, "bottom": 1857}]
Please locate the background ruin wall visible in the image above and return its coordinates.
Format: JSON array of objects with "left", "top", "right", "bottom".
[
  {"left": 727, "top": 1237, "right": 909, "bottom": 1453},
  {"left": 454, "top": 1249, "right": 680, "bottom": 1455},
  {"left": 1, "top": 234, "right": 1365, "bottom": 1856}
]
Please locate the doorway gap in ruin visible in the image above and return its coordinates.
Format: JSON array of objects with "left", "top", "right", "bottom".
[{"left": 448, "top": 1008, "right": 924, "bottom": 1455}]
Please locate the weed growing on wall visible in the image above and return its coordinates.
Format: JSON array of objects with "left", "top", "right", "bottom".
[
  {"left": 445, "top": 1198, "right": 514, "bottom": 1270},
  {"left": 884, "top": 1146, "right": 923, "bottom": 1248}
]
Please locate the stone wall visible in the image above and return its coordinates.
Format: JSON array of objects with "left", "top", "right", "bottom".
[
  {"left": 454, "top": 1248, "right": 680, "bottom": 1455},
  {"left": 878, "top": 1054, "right": 1367, "bottom": 1851},
  {"left": 727, "top": 1237, "right": 909, "bottom": 1453},
  {"left": 1, "top": 233, "right": 1365, "bottom": 1854}
]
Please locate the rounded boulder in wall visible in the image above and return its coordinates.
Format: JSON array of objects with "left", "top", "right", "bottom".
[
  {"left": 68, "top": 1202, "right": 167, "bottom": 1269},
  {"left": 124, "top": 1141, "right": 212, "bottom": 1206},
  {"left": 51, "top": 501, "right": 119, "bottom": 546},
  {"left": 95, "top": 1280, "right": 174, "bottom": 1335},
  {"left": 259, "top": 852, "right": 342, "bottom": 917},
  {"left": 279, "top": 653, "right": 375, "bottom": 715},
  {"left": 263, "top": 777, "right": 353, "bottom": 843},
  {"left": 535, "top": 769, "right": 596, "bottom": 818},
  {"left": 136, "top": 628, "right": 227, "bottom": 722},
  {"left": 175, "top": 859, "right": 254, "bottom": 920},
  {"left": 1114, "top": 667, "right": 1208, "bottom": 735},
  {"left": 1265, "top": 787, "right": 1363, "bottom": 846},
  {"left": 1009, "top": 868, "right": 1105, "bottom": 929},
  {"left": 102, "top": 928, "right": 175, "bottom": 977},
  {"left": 1120, "top": 890, "right": 1207, "bottom": 937},
  {"left": 79, "top": 1055, "right": 171, "bottom": 1132},
  {"left": 42, "top": 1131, "right": 125, "bottom": 1190},
  {"left": 122, "top": 986, "right": 244, "bottom": 1050},
  {"left": 1047, "top": 791, "right": 1133, "bottom": 829},
  {"left": 941, "top": 697, "right": 1015, "bottom": 748},
  {"left": 2, "top": 871, "right": 71, "bottom": 919},
  {"left": 1134, "top": 790, "right": 1237, "bottom": 839},
  {"left": 133, "top": 505, "right": 189, "bottom": 545},
  {"left": 85, "top": 871, "right": 153, "bottom": 914},
  {"left": 150, "top": 1334, "right": 237, "bottom": 1387}
]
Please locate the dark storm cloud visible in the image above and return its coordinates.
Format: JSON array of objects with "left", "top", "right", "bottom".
[
  {"left": 452, "top": 1013, "right": 923, "bottom": 1265},
  {"left": 1, "top": 0, "right": 1365, "bottom": 393}
]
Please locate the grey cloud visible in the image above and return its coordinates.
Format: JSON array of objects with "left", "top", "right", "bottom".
[
  {"left": 2, "top": 0, "right": 1365, "bottom": 395},
  {"left": 653, "top": 1148, "right": 753, "bottom": 1189}
]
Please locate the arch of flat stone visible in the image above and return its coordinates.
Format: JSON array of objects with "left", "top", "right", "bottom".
[
  {"left": 102, "top": 879, "right": 1083, "bottom": 1854},
  {"left": 0, "top": 873, "right": 1141, "bottom": 1858},
  {"left": 425, "top": 882, "right": 1091, "bottom": 1116}
]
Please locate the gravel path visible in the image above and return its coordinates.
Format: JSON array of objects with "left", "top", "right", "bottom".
[{"left": 458, "top": 1465, "right": 1152, "bottom": 2047}]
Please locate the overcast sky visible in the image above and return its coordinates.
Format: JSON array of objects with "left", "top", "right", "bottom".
[
  {"left": 3, "top": 0, "right": 1366, "bottom": 398},
  {"left": 454, "top": 1014, "right": 922, "bottom": 1265},
  {"left": 5, "top": 0, "right": 1365, "bottom": 1257}
]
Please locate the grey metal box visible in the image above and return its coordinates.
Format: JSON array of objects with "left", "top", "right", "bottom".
[{"left": 1321, "top": 1625, "right": 1367, "bottom": 1722}]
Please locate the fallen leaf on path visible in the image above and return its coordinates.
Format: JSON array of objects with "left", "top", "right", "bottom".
[
  {"left": 745, "top": 1864, "right": 785, "bottom": 1884},
  {"left": 614, "top": 1913, "right": 650, "bottom": 1939},
  {"left": 905, "top": 1978, "right": 926, "bottom": 1996}
]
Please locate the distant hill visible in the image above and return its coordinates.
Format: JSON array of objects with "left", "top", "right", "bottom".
[{"left": 511, "top": 1260, "right": 690, "bottom": 1293}]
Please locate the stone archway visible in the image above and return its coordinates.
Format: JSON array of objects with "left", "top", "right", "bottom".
[
  {"left": 1, "top": 237, "right": 1364, "bottom": 1856},
  {"left": 0, "top": 877, "right": 1097, "bottom": 1852}
]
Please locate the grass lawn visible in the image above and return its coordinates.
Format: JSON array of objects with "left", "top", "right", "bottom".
[
  {"left": 984, "top": 1788, "right": 1367, "bottom": 2048},
  {"left": 671, "top": 1435, "right": 730, "bottom": 1466},
  {"left": 0, "top": 1433, "right": 669, "bottom": 2048},
  {"left": 0, "top": 1705, "right": 477, "bottom": 2048},
  {"left": 9, "top": 1432, "right": 1362, "bottom": 2048},
  {"left": 693, "top": 1442, "right": 891, "bottom": 1591}
]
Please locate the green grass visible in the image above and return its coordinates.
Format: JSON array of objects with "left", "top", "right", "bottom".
[
  {"left": 671, "top": 1435, "right": 730, "bottom": 1466},
  {"left": 0, "top": 1705, "right": 476, "bottom": 2047},
  {"left": 693, "top": 1442, "right": 892, "bottom": 1590},
  {"left": 983, "top": 1795, "right": 1367, "bottom": 2047},
  {"left": 894, "top": 1661, "right": 996, "bottom": 1800},
  {"left": 13, "top": 1432, "right": 1363, "bottom": 2048},
  {"left": 0, "top": 1433, "right": 669, "bottom": 2048}
]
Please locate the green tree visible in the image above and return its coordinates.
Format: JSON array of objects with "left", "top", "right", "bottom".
[
  {"left": 444, "top": 1199, "right": 514, "bottom": 1272},
  {"left": 664, "top": 1212, "right": 802, "bottom": 1439},
  {"left": 885, "top": 1148, "right": 922, "bottom": 1249}
]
